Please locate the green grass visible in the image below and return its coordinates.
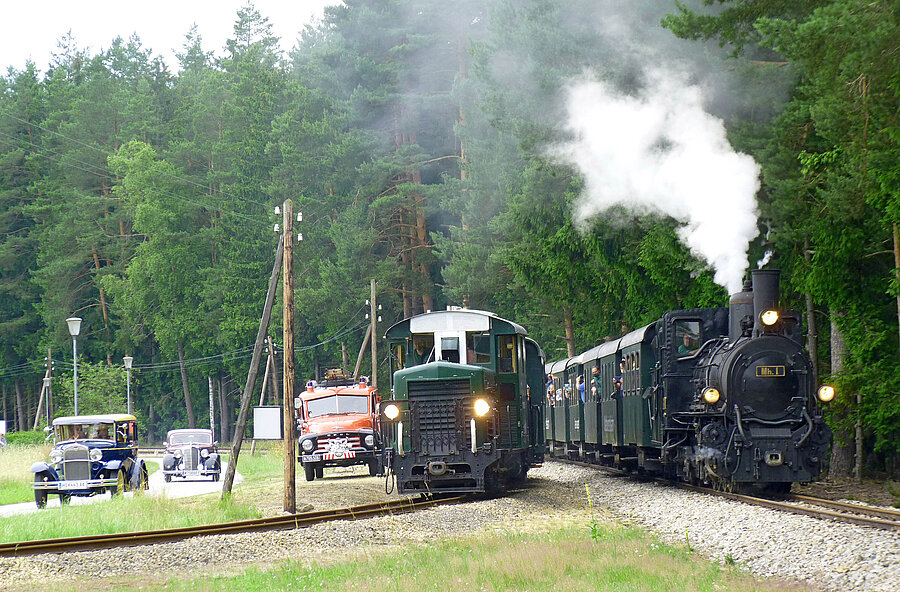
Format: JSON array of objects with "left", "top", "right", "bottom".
[
  {"left": 0, "top": 444, "right": 50, "bottom": 505},
  {"left": 0, "top": 490, "right": 262, "bottom": 543},
  {"left": 136, "top": 525, "right": 810, "bottom": 592}
]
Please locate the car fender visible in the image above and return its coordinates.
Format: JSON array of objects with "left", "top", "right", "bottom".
[
  {"left": 130, "top": 459, "right": 146, "bottom": 488},
  {"left": 205, "top": 453, "right": 220, "bottom": 469},
  {"left": 30, "top": 462, "right": 59, "bottom": 481},
  {"left": 162, "top": 453, "right": 176, "bottom": 470},
  {"left": 104, "top": 459, "right": 124, "bottom": 472}
]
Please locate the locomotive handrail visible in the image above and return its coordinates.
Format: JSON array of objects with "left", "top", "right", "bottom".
[{"left": 795, "top": 408, "right": 815, "bottom": 447}]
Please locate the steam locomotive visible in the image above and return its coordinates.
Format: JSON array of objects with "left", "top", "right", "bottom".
[
  {"left": 545, "top": 269, "right": 832, "bottom": 492},
  {"left": 377, "top": 308, "right": 546, "bottom": 494}
]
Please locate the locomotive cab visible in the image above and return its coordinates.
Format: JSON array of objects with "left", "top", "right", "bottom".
[{"left": 380, "top": 308, "right": 543, "bottom": 494}]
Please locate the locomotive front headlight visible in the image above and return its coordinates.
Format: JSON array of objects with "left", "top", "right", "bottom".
[
  {"left": 384, "top": 404, "right": 400, "bottom": 420},
  {"left": 817, "top": 385, "right": 835, "bottom": 403},
  {"left": 474, "top": 398, "right": 491, "bottom": 417},
  {"left": 761, "top": 310, "right": 780, "bottom": 326},
  {"left": 702, "top": 387, "right": 720, "bottom": 405},
  {"left": 301, "top": 438, "right": 315, "bottom": 452}
]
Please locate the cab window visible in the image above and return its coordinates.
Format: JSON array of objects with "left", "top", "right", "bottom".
[
  {"left": 498, "top": 335, "right": 516, "bottom": 373},
  {"left": 410, "top": 335, "right": 434, "bottom": 365},
  {"left": 676, "top": 320, "right": 701, "bottom": 358},
  {"left": 392, "top": 343, "right": 406, "bottom": 373},
  {"left": 466, "top": 332, "right": 492, "bottom": 364}
]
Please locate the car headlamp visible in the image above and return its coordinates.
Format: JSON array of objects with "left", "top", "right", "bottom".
[
  {"left": 702, "top": 387, "right": 720, "bottom": 405},
  {"left": 174, "top": 449, "right": 183, "bottom": 459},
  {"left": 50, "top": 450, "right": 63, "bottom": 464},
  {"left": 200, "top": 448, "right": 210, "bottom": 458},
  {"left": 364, "top": 434, "right": 375, "bottom": 447},
  {"left": 474, "top": 398, "right": 491, "bottom": 417},
  {"left": 90, "top": 448, "right": 103, "bottom": 462},
  {"left": 384, "top": 404, "right": 400, "bottom": 420},
  {"left": 817, "top": 385, "right": 835, "bottom": 403},
  {"left": 761, "top": 310, "right": 779, "bottom": 326},
  {"left": 301, "top": 438, "right": 315, "bottom": 452}
]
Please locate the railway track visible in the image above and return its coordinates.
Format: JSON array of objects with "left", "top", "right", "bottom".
[
  {"left": 550, "top": 457, "right": 900, "bottom": 532},
  {"left": 0, "top": 495, "right": 462, "bottom": 557}
]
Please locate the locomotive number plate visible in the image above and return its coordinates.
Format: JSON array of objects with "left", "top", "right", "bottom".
[{"left": 756, "top": 365, "right": 785, "bottom": 377}]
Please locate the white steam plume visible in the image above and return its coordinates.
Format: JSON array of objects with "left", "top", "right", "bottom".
[{"left": 553, "top": 69, "right": 760, "bottom": 294}]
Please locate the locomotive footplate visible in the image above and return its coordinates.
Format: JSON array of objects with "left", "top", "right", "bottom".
[{"left": 394, "top": 449, "right": 501, "bottom": 494}]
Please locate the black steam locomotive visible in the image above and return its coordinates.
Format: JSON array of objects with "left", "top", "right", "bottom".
[{"left": 545, "top": 269, "right": 832, "bottom": 492}]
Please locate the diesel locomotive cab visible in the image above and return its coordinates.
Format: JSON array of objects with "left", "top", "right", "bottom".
[{"left": 380, "top": 308, "right": 545, "bottom": 495}]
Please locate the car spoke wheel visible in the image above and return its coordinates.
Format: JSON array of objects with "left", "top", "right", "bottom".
[
  {"left": 60, "top": 493, "right": 71, "bottom": 505},
  {"left": 164, "top": 474, "right": 172, "bottom": 483},
  {"left": 111, "top": 469, "right": 126, "bottom": 496},
  {"left": 33, "top": 474, "right": 48, "bottom": 509},
  {"left": 136, "top": 467, "right": 148, "bottom": 493}
]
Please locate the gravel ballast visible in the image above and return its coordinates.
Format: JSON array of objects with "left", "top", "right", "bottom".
[{"left": 1, "top": 460, "right": 897, "bottom": 591}]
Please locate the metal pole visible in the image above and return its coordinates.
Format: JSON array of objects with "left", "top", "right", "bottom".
[
  {"left": 73, "top": 337, "right": 78, "bottom": 415},
  {"left": 283, "top": 199, "right": 296, "bottom": 513},
  {"left": 126, "top": 367, "right": 132, "bottom": 414}
]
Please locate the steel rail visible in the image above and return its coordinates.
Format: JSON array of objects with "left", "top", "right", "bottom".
[{"left": 0, "top": 495, "right": 463, "bottom": 557}]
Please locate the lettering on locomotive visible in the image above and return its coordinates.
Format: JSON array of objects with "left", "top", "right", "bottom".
[{"left": 756, "top": 365, "right": 786, "bottom": 377}]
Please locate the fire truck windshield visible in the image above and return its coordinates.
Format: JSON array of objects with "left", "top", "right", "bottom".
[{"left": 307, "top": 395, "right": 368, "bottom": 417}]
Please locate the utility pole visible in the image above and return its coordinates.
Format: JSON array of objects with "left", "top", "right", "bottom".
[
  {"left": 370, "top": 279, "right": 377, "bottom": 389},
  {"left": 221, "top": 235, "right": 284, "bottom": 499},
  {"left": 283, "top": 199, "right": 297, "bottom": 513}
]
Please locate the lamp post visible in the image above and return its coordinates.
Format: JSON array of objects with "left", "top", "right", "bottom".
[
  {"left": 65, "top": 317, "right": 82, "bottom": 415},
  {"left": 123, "top": 356, "right": 133, "bottom": 415}
]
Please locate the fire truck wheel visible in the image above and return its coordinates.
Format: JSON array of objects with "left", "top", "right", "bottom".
[
  {"left": 315, "top": 466, "right": 324, "bottom": 479},
  {"left": 304, "top": 464, "right": 315, "bottom": 482}
]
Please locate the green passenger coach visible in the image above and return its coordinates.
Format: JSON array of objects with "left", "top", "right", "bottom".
[{"left": 379, "top": 307, "right": 545, "bottom": 494}]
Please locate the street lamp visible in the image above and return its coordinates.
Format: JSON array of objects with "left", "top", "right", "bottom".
[
  {"left": 66, "top": 317, "right": 82, "bottom": 415},
  {"left": 123, "top": 356, "right": 133, "bottom": 415}
]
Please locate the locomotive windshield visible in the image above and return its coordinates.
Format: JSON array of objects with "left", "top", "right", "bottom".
[
  {"left": 307, "top": 395, "right": 368, "bottom": 417},
  {"left": 675, "top": 320, "right": 701, "bottom": 357}
]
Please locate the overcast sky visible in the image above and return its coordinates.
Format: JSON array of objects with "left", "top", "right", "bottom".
[{"left": 1, "top": 1, "right": 340, "bottom": 73}]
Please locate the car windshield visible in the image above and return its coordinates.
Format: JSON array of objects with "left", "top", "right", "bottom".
[
  {"left": 56, "top": 422, "right": 114, "bottom": 441},
  {"left": 170, "top": 432, "right": 212, "bottom": 445},
  {"left": 306, "top": 395, "right": 368, "bottom": 418}
]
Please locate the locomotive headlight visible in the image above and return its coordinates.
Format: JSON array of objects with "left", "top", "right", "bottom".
[
  {"left": 301, "top": 438, "right": 315, "bottom": 452},
  {"left": 474, "top": 398, "right": 491, "bottom": 417},
  {"left": 761, "top": 310, "right": 780, "bottom": 326},
  {"left": 817, "top": 385, "right": 835, "bottom": 403},
  {"left": 384, "top": 404, "right": 400, "bottom": 420},
  {"left": 702, "top": 387, "right": 720, "bottom": 405}
]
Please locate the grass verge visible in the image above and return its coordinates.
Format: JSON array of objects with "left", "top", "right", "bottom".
[{"left": 141, "top": 524, "right": 810, "bottom": 592}]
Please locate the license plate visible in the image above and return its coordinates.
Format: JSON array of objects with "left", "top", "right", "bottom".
[
  {"left": 185, "top": 470, "right": 200, "bottom": 476},
  {"left": 59, "top": 480, "right": 91, "bottom": 490},
  {"left": 302, "top": 454, "right": 322, "bottom": 462}
]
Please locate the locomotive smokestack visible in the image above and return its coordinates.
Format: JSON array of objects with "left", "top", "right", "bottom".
[{"left": 751, "top": 269, "right": 780, "bottom": 337}]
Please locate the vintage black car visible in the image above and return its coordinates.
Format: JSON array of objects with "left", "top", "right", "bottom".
[
  {"left": 162, "top": 428, "right": 221, "bottom": 482},
  {"left": 31, "top": 414, "right": 148, "bottom": 508}
]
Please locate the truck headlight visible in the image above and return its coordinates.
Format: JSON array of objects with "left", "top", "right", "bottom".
[
  {"left": 301, "top": 439, "right": 315, "bottom": 452},
  {"left": 384, "top": 404, "right": 400, "bottom": 420},
  {"left": 364, "top": 434, "right": 375, "bottom": 447},
  {"left": 817, "top": 385, "right": 835, "bottom": 403},
  {"left": 474, "top": 399, "right": 491, "bottom": 417},
  {"left": 90, "top": 448, "right": 103, "bottom": 462},
  {"left": 702, "top": 388, "right": 720, "bottom": 405}
]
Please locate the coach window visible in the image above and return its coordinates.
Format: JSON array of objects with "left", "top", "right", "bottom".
[
  {"left": 676, "top": 320, "right": 701, "bottom": 358},
  {"left": 498, "top": 335, "right": 516, "bottom": 373}
]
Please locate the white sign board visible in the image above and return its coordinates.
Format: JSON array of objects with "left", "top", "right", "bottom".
[
  {"left": 252, "top": 406, "right": 283, "bottom": 440},
  {"left": 0, "top": 420, "right": 6, "bottom": 435}
]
